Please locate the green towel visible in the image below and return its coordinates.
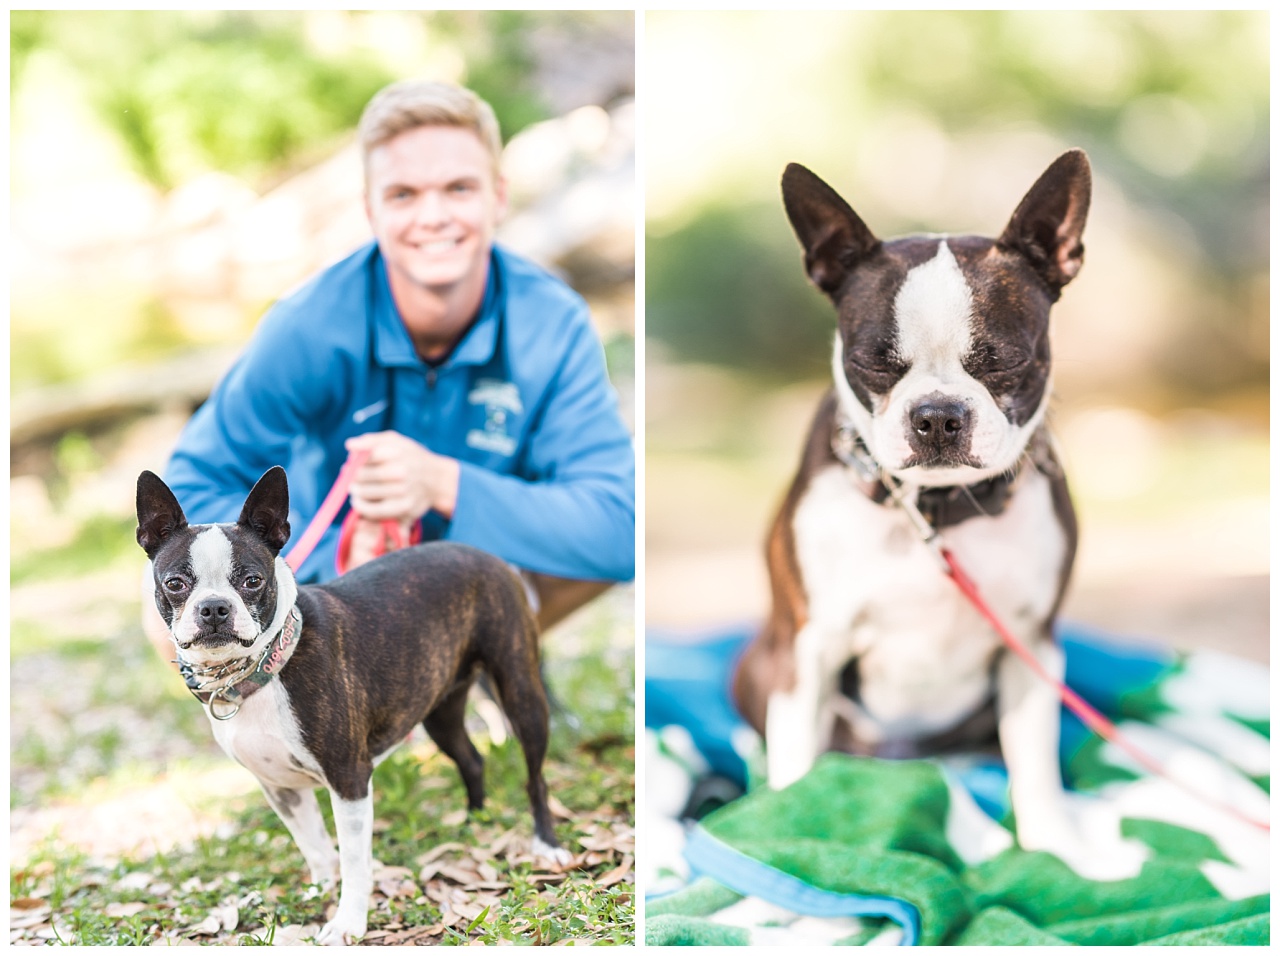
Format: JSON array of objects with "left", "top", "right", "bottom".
[{"left": 646, "top": 649, "right": 1269, "bottom": 946}]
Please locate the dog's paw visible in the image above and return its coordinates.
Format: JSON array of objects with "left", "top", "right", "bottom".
[
  {"left": 766, "top": 746, "right": 815, "bottom": 791},
  {"left": 532, "top": 835, "right": 574, "bottom": 869},
  {"left": 1019, "top": 820, "right": 1149, "bottom": 882},
  {"left": 316, "top": 917, "right": 365, "bottom": 946},
  {"left": 307, "top": 862, "right": 340, "bottom": 894}
]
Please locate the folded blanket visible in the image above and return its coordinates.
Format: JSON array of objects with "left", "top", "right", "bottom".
[{"left": 645, "top": 625, "right": 1269, "bottom": 945}]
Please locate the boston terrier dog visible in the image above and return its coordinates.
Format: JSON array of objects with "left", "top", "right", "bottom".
[
  {"left": 733, "top": 150, "right": 1098, "bottom": 861},
  {"left": 136, "top": 466, "right": 570, "bottom": 945}
]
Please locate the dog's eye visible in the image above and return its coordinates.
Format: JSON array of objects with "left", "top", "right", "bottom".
[
  {"left": 164, "top": 577, "right": 187, "bottom": 593},
  {"left": 967, "top": 344, "right": 1031, "bottom": 378},
  {"left": 847, "top": 349, "right": 906, "bottom": 378},
  {"left": 995, "top": 351, "right": 1031, "bottom": 371},
  {"left": 243, "top": 575, "right": 263, "bottom": 589}
]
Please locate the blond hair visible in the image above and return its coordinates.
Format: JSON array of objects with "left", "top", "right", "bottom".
[{"left": 357, "top": 80, "right": 503, "bottom": 178}]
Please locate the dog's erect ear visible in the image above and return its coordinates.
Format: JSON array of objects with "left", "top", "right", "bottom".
[
  {"left": 999, "top": 149, "right": 1092, "bottom": 298},
  {"left": 238, "top": 466, "right": 291, "bottom": 555},
  {"left": 781, "top": 163, "right": 880, "bottom": 297},
  {"left": 136, "top": 470, "right": 189, "bottom": 557}
]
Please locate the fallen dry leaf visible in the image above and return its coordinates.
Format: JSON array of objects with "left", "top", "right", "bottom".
[
  {"left": 437, "top": 863, "right": 483, "bottom": 884},
  {"left": 269, "top": 923, "right": 322, "bottom": 946},
  {"left": 104, "top": 901, "right": 148, "bottom": 919},
  {"left": 417, "top": 842, "right": 466, "bottom": 867},
  {"left": 115, "top": 871, "right": 156, "bottom": 892},
  {"left": 452, "top": 900, "right": 489, "bottom": 922},
  {"left": 423, "top": 882, "right": 450, "bottom": 906},
  {"left": 372, "top": 863, "right": 415, "bottom": 881},
  {"left": 487, "top": 829, "right": 518, "bottom": 856},
  {"left": 463, "top": 880, "right": 510, "bottom": 893},
  {"left": 441, "top": 809, "right": 468, "bottom": 827},
  {"left": 373, "top": 923, "right": 443, "bottom": 945},
  {"left": 10, "top": 906, "right": 52, "bottom": 931},
  {"left": 376, "top": 877, "right": 420, "bottom": 900},
  {"left": 597, "top": 854, "right": 633, "bottom": 887},
  {"left": 213, "top": 902, "right": 239, "bottom": 933},
  {"left": 547, "top": 796, "right": 573, "bottom": 820},
  {"left": 10, "top": 898, "right": 48, "bottom": 911},
  {"left": 186, "top": 915, "right": 221, "bottom": 937}
]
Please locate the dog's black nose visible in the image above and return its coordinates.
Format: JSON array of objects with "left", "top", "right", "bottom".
[
  {"left": 909, "top": 399, "right": 970, "bottom": 449},
  {"left": 197, "top": 598, "right": 233, "bottom": 624}
]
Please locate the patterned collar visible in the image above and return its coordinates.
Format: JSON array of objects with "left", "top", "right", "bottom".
[
  {"left": 178, "top": 604, "right": 303, "bottom": 721},
  {"left": 830, "top": 417, "right": 1031, "bottom": 530}
]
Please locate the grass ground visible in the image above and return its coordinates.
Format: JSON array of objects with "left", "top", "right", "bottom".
[{"left": 10, "top": 509, "right": 635, "bottom": 946}]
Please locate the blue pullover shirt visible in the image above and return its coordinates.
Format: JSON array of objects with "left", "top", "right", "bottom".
[{"left": 165, "top": 241, "right": 635, "bottom": 585}]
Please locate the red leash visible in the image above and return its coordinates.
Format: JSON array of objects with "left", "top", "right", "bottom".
[
  {"left": 868, "top": 467, "right": 1268, "bottom": 832},
  {"left": 284, "top": 448, "right": 370, "bottom": 573},
  {"left": 940, "top": 546, "right": 1270, "bottom": 833},
  {"left": 283, "top": 448, "right": 419, "bottom": 575}
]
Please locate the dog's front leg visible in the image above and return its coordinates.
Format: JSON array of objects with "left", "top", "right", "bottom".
[
  {"left": 998, "top": 641, "right": 1149, "bottom": 878},
  {"left": 766, "top": 624, "right": 832, "bottom": 789},
  {"left": 316, "top": 790, "right": 374, "bottom": 946},
  {"left": 260, "top": 786, "right": 340, "bottom": 890},
  {"left": 997, "top": 640, "right": 1076, "bottom": 852}
]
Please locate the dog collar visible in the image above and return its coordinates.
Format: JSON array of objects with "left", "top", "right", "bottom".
[
  {"left": 830, "top": 418, "right": 1032, "bottom": 530},
  {"left": 178, "top": 604, "right": 303, "bottom": 720}
]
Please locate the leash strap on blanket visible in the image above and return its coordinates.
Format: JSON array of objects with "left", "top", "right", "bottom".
[{"left": 882, "top": 473, "right": 1270, "bottom": 834}]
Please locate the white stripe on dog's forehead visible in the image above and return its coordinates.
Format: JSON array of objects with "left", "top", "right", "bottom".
[
  {"left": 893, "top": 241, "right": 974, "bottom": 366},
  {"left": 190, "top": 526, "right": 234, "bottom": 585}
]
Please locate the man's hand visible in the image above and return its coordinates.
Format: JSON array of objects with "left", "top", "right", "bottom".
[{"left": 345, "top": 431, "right": 461, "bottom": 523}]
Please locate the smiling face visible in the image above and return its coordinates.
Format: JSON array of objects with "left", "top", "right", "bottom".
[{"left": 364, "top": 124, "right": 508, "bottom": 336}]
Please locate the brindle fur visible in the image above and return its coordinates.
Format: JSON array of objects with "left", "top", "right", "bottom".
[{"left": 137, "top": 467, "right": 559, "bottom": 849}]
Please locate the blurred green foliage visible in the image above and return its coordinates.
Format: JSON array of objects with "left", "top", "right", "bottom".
[
  {"left": 11, "top": 11, "right": 391, "bottom": 189},
  {"left": 646, "top": 11, "right": 1268, "bottom": 391},
  {"left": 855, "top": 11, "right": 1267, "bottom": 270},
  {"left": 649, "top": 205, "right": 833, "bottom": 379},
  {"left": 9, "top": 10, "right": 580, "bottom": 191}
]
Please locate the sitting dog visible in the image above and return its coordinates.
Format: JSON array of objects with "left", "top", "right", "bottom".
[
  {"left": 136, "top": 466, "right": 570, "bottom": 945},
  {"left": 733, "top": 150, "right": 1094, "bottom": 858}
]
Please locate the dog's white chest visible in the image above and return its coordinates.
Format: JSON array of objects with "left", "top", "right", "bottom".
[
  {"left": 208, "top": 681, "right": 325, "bottom": 790},
  {"left": 791, "top": 463, "right": 1066, "bottom": 740}
]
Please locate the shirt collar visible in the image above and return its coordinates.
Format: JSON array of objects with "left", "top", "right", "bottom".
[{"left": 371, "top": 245, "right": 502, "bottom": 370}]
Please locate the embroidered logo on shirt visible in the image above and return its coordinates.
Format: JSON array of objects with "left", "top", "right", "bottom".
[{"left": 466, "top": 379, "right": 521, "bottom": 455}]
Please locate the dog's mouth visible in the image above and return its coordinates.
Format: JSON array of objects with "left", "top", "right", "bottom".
[
  {"left": 901, "top": 450, "right": 984, "bottom": 471},
  {"left": 183, "top": 630, "right": 256, "bottom": 650}
]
